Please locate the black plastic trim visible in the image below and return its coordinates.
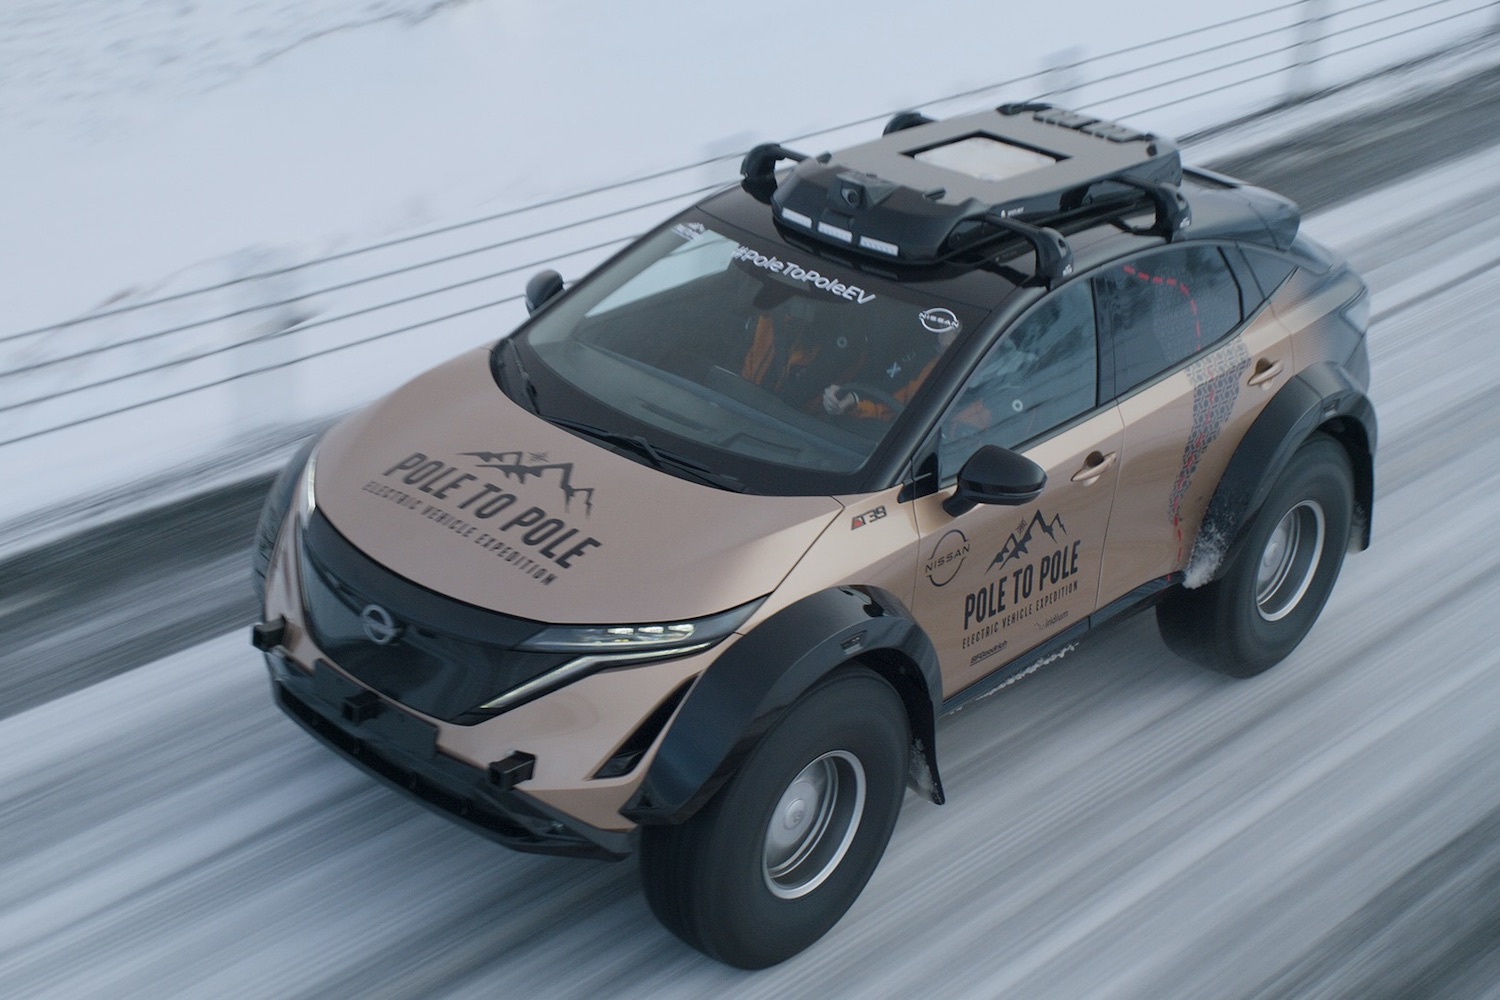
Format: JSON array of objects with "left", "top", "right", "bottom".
[
  {"left": 620, "top": 586, "right": 944, "bottom": 825},
  {"left": 267, "top": 653, "right": 632, "bottom": 860},
  {"left": 1091, "top": 575, "right": 1180, "bottom": 627},
  {"left": 303, "top": 511, "right": 546, "bottom": 646},
  {"left": 298, "top": 511, "right": 573, "bottom": 722},
  {"left": 884, "top": 110, "right": 936, "bottom": 135},
  {"left": 592, "top": 677, "right": 694, "bottom": 780},
  {"left": 936, "top": 574, "right": 1181, "bottom": 717},
  {"left": 250, "top": 617, "right": 286, "bottom": 652},
  {"left": 940, "top": 621, "right": 1089, "bottom": 716}
]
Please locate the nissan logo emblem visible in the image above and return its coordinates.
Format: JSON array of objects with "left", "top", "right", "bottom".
[
  {"left": 919, "top": 307, "right": 961, "bottom": 335},
  {"left": 360, "top": 604, "right": 402, "bottom": 645}
]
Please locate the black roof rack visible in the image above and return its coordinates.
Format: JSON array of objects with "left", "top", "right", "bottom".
[{"left": 741, "top": 104, "right": 1192, "bottom": 284}]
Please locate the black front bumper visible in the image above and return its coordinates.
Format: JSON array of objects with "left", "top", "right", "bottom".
[{"left": 265, "top": 651, "right": 633, "bottom": 861}]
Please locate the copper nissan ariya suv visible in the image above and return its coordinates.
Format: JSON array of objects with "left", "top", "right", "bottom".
[{"left": 250, "top": 104, "right": 1374, "bottom": 968}]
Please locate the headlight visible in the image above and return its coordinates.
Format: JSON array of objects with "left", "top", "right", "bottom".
[
  {"left": 253, "top": 435, "right": 320, "bottom": 592},
  {"left": 517, "top": 600, "right": 762, "bottom": 653},
  {"left": 478, "top": 599, "right": 764, "bottom": 714},
  {"left": 295, "top": 447, "right": 318, "bottom": 529}
]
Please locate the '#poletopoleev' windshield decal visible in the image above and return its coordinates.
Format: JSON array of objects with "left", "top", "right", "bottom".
[{"left": 731, "top": 244, "right": 877, "bottom": 304}]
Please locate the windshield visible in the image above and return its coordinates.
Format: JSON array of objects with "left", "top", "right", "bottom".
[{"left": 508, "top": 212, "right": 991, "bottom": 494}]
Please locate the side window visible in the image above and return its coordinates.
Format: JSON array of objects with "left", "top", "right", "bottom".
[
  {"left": 1094, "top": 245, "right": 1243, "bottom": 396},
  {"left": 1240, "top": 247, "right": 1298, "bottom": 301},
  {"left": 938, "top": 281, "right": 1097, "bottom": 473}
]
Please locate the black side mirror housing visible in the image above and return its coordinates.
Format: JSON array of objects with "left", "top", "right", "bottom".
[
  {"left": 524, "top": 269, "right": 565, "bottom": 314},
  {"left": 943, "top": 445, "right": 1047, "bottom": 516}
]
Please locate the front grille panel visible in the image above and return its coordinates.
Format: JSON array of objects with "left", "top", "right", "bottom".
[{"left": 299, "top": 511, "right": 570, "bottom": 721}]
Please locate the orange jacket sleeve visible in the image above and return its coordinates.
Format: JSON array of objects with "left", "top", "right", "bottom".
[
  {"left": 741, "top": 315, "right": 776, "bottom": 384},
  {"left": 849, "top": 356, "right": 939, "bottom": 420}
]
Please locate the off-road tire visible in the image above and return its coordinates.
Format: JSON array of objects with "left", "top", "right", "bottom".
[
  {"left": 1158, "top": 434, "right": 1354, "bottom": 677},
  {"left": 638, "top": 668, "right": 908, "bottom": 968}
]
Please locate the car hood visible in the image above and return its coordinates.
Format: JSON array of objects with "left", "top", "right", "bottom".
[{"left": 313, "top": 346, "right": 843, "bottom": 624}]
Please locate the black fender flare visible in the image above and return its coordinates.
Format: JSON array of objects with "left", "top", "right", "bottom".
[
  {"left": 620, "top": 585, "right": 945, "bottom": 826},
  {"left": 1194, "top": 361, "right": 1376, "bottom": 582}
]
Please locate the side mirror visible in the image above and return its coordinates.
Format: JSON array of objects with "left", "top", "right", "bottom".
[
  {"left": 524, "top": 269, "right": 565, "bottom": 314},
  {"left": 943, "top": 445, "right": 1047, "bottom": 516}
]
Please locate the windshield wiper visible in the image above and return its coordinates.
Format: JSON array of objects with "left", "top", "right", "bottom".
[
  {"left": 499, "top": 337, "right": 540, "bottom": 413},
  {"left": 545, "top": 416, "right": 746, "bottom": 493}
]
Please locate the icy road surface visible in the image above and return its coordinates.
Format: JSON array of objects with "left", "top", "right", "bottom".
[{"left": 4, "top": 154, "right": 1500, "bottom": 999}]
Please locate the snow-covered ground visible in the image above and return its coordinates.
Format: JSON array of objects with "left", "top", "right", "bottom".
[{"left": 2, "top": 0, "right": 1497, "bottom": 556}]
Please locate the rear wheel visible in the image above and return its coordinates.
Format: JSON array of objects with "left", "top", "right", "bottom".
[
  {"left": 638, "top": 668, "right": 908, "bottom": 968},
  {"left": 1158, "top": 434, "right": 1354, "bottom": 677}
]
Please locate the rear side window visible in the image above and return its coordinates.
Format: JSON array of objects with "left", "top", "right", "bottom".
[
  {"left": 1240, "top": 247, "right": 1298, "bottom": 300},
  {"left": 1094, "top": 245, "right": 1243, "bottom": 396}
]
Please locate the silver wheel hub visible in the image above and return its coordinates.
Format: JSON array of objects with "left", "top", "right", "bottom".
[
  {"left": 1255, "top": 499, "right": 1326, "bottom": 622},
  {"left": 763, "top": 750, "right": 866, "bottom": 900}
]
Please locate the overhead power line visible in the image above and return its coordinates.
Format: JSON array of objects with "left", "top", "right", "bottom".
[
  {"left": 2, "top": 0, "right": 1487, "bottom": 448},
  {"left": 1, "top": 0, "right": 1316, "bottom": 342}
]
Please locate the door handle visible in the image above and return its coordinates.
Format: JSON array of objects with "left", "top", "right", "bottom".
[
  {"left": 1071, "top": 450, "right": 1117, "bottom": 483},
  {"left": 1247, "top": 357, "right": 1284, "bottom": 386}
]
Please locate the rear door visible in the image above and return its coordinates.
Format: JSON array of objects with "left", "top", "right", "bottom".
[{"left": 1094, "top": 244, "right": 1294, "bottom": 605}]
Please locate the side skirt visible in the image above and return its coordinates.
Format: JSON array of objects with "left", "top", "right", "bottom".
[{"left": 938, "top": 574, "right": 1179, "bottom": 717}]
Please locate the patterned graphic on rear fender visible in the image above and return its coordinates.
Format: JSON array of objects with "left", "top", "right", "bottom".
[{"left": 1171, "top": 340, "right": 1251, "bottom": 562}]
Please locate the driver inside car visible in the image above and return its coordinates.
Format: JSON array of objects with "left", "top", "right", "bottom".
[
  {"left": 740, "top": 286, "right": 864, "bottom": 412},
  {"left": 822, "top": 315, "right": 963, "bottom": 419}
]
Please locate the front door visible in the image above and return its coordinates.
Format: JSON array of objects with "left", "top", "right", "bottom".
[
  {"left": 908, "top": 281, "right": 1123, "bottom": 699},
  {"left": 912, "top": 410, "right": 1124, "bottom": 698}
]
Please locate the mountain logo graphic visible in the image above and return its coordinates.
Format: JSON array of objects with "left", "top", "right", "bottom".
[
  {"left": 465, "top": 451, "right": 595, "bottom": 516},
  {"left": 987, "top": 510, "right": 1067, "bottom": 573}
]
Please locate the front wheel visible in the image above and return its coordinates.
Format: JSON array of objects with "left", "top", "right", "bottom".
[
  {"left": 1158, "top": 434, "right": 1354, "bottom": 677},
  {"left": 638, "top": 668, "right": 908, "bottom": 968}
]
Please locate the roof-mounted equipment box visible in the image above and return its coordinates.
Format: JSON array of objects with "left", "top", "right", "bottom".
[{"left": 741, "top": 104, "right": 1191, "bottom": 277}]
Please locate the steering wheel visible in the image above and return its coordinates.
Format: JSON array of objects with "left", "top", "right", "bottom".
[{"left": 839, "top": 382, "right": 906, "bottom": 416}]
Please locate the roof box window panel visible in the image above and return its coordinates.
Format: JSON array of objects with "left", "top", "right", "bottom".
[{"left": 911, "top": 135, "right": 1061, "bottom": 185}]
